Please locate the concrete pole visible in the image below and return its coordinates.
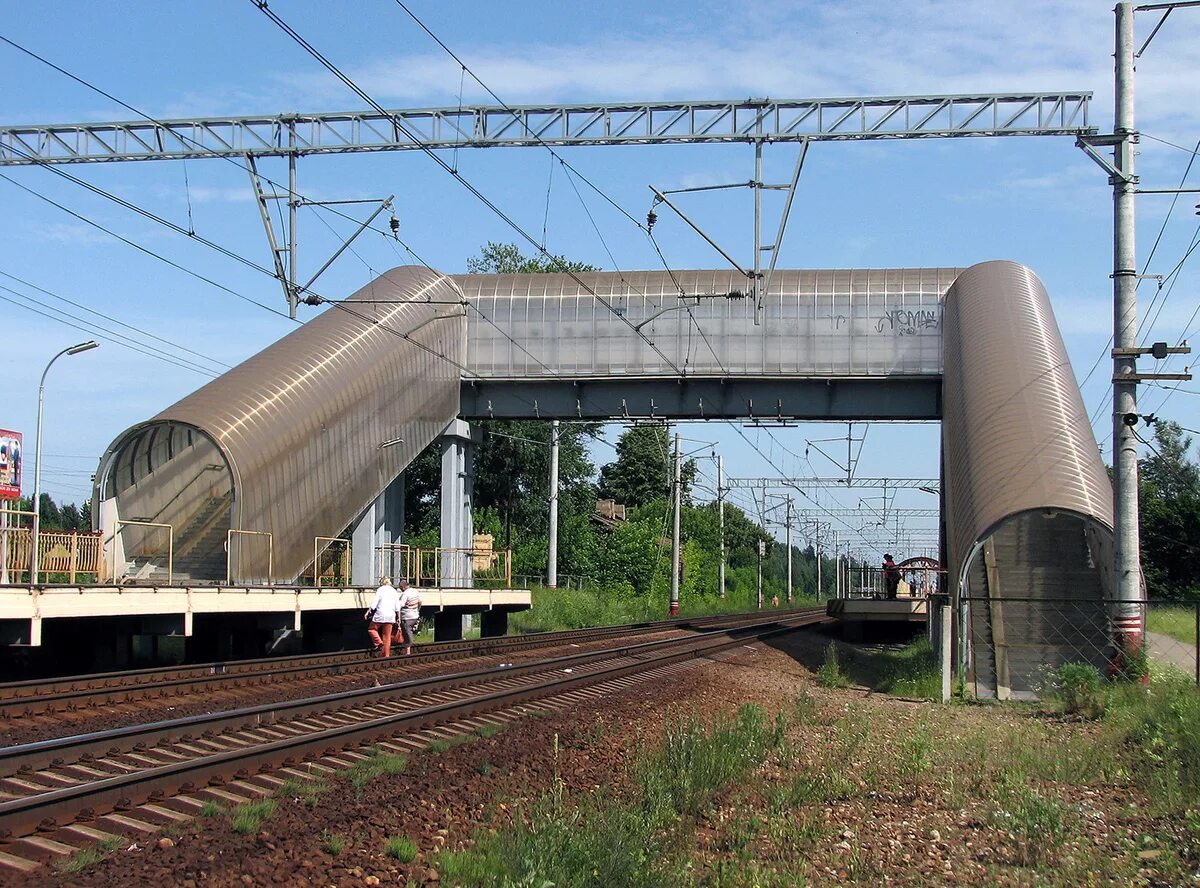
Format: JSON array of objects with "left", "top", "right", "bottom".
[
  {"left": 669, "top": 431, "right": 682, "bottom": 616},
  {"left": 547, "top": 419, "right": 560, "bottom": 588},
  {"left": 1112, "top": 0, "right": 1145, "bottom": 653},
  {"left": 756, "top": 541, "right": 764, "bottom": 610},
  {"left": 785, "top": 496, "right": 793, "bottom": 603},
  {"left": 832, "top": 530, "right": 840, "bottom": 599},
  {"left": 814, "top": 520, "right": 822, "bottom": 601},
  {"left": 717, "top": 455, "right": 726, "bottom": 599}
]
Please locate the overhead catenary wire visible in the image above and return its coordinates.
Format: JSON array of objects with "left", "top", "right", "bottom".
[{"left": 250, "top": 0, "right": 686, "bottom": 377}]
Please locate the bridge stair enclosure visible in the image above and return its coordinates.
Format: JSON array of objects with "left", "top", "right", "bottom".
[
  {"left": 95, "top": 267, "right": 468, "bottom": 583},
  {"left": 968, "top": 512, "right": 1111, "bottom": 699},
  {"left": 942, "top": 261, "right": 1119, "bottom": 700}
]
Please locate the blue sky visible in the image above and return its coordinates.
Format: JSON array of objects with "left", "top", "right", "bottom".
[{"left": 2, "top": 0, "right": 1199, "bottom": 561}]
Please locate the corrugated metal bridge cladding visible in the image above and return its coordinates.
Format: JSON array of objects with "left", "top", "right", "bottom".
[{"left": 94, "top": 261, "right": 1117, "bottom": 697}]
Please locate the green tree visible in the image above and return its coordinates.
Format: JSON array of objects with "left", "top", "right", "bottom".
[
  {"left": 1139, "top": 420, "right": 1200, "bottom": 600},
  {"left": 466, "top": 241, "right": 599, "bottom": 275},
  {"left": 598, "top": 425, "right": 696, "bottom": 509}
]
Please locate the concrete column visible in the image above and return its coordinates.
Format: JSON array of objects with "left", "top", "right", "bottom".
[
  {"left": 351, "top": 471, "right": 406, "bottom": 586},
  {"left": 481, "top": 609, "right": 508, "bottom": 638},
  {"left": 434, "top": 610, "right": 464, "bottom": 641},
  {"left": 440, "top": 420, "right": 476, "bottom": 588}
]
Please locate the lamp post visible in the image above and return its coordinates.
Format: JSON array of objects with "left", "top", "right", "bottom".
[{"left": 30, "top": 341, "right": 99, "bottom": 586}]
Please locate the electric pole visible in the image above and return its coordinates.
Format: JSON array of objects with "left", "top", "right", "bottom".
[
  {"left": 547, "top": 419, "right": 560, "bottom": 589},
  {"left": 785, "top": 495, "right": 793, "bottom": 604},
  {"left": 717, "top": 454, "right": 726, "bottom": 599},
  {"left": 670, "top": 431, "right": 682, "bottom": 616}
]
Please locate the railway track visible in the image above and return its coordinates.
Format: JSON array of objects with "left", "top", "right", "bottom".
[
  {"left": 0, "top": 609, "right": 801, "bottom": 719},
  {"left": 0, "top": 609, "right": 825, "bottom": 871}
]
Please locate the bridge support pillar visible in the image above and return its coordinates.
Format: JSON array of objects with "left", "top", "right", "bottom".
[
  {"left": 440, "top": 420, "right": 477, "bottom": 587},
  {"left": 434, "top": 610, "right": 464, "bottom": 642},
  {"left": 480, "top": 609, "right": 508, "bottom": 638},
  {"left": 351, "top": 471, "right": 406, "bottom": 586}
]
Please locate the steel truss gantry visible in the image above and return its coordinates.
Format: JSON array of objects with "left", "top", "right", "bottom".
[
  {"left": 0, "top": 93, "right": 1095, "bottom": 165},
  {"left": 727, "top": 477, "right": 940, "bottom": 491}
]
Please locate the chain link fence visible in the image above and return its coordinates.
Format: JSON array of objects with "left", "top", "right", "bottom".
[{"left": 964, "top": 597, "right": 1199, "bottom": 700}]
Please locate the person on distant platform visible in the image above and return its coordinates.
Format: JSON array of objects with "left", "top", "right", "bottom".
[
  {"left": 365, "top": 576, "right": 400, "bottom": 657},
  {"left": 882, "top": 554, "right": 901, "bottom": 600},
  {"left": 396, "top": 579, "right": 422, "bottom": 656}
]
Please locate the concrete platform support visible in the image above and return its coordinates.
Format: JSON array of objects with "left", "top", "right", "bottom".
[
  {"left": 434, "top": 610, "right": 464, "bottom": 642},
  {"left": 440, "top": 420, "right": 476, "bottom": 587},
  {"left": 481, "top": 609, "right": 508, "bottom": 638},
  {"left": 351, "top": 471, "right": 406, "bottom": 586}
]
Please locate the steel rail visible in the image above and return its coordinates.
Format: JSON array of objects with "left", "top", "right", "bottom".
[
  {"left": 0, "top": 611, "right": 824, "bottom": 838},
  {"left": 0, "top": 609, "right": 790, "bottom": 717}
]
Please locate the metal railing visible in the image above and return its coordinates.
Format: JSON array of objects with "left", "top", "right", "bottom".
[
  {"left": 226, "top": 529, "right": 273, "bottom": 584},
  {"left": 114, "top": 519, "right": 173, "bottom": 584},
  {"left": 373, "top": 546, "right": 513, "bottom": 588},
  {"left": 1, "top": 523, "right": 104, "bottom": 584},
  {"left": 375, "top": 543, "right": 412, "bottom": 584},
  {"left": 312, "top": 536, "right": 351, "bottom": 587},
  {"left": 963, "top": 597, "right": 1199, "bottom": 700}
]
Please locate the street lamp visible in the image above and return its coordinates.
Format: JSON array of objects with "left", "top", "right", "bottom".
[{"left": 30, "top": 341, "right": 99, "bottom": 586}]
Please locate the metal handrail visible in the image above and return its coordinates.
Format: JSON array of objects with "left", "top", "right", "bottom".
[
  {"left": 114, "top": 519, "right": 174, "bottom": 584},
  {"left": 313, "top": 536, "right": 350, "bottom": 587},
  {"left": 227, "top": 529, "right": 273, "bottom": 584}
]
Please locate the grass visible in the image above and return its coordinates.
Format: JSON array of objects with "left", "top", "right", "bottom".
[
  {"left": 229, "top": 798, "right": 278, "bottom": 834},
  {"left": 439, "top": 703, "right": 785, "bottom": 887},
  {"left": 342, "top": 747, "right": 408, "bottom": 794},
  {"left": 57, "top": 846, "right": 105, "bottom": 874},
  {"left": 385, "top": 835, "right": 419, "bottom": 862},
  {"left": 475, "top": 722, "right": 504, "bottom": 739},
  {"left": 321, "top": 829, "right": 346, "bottom": 856},
  {"left": 427, "top": 733, "right": 475, "bottom": 753},
  {"left": 198, "top": 800, "right": 226, "bottom": 818},
  {"left": 1147, "top": 605, "right": 1198, "bottom": 646},
  {"left": 815, "top": 642, "right": 849, "bottom": 688},
  {"left": 277, "top": 776, "right": 329, "bottom": 808},
  {"left": 840, "top": 636, "right": 942, "bottom": 699}
]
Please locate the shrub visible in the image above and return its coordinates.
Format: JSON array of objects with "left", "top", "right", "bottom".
[
  {"left": 816, "top": 643, "right": 848, "bottom": 688},
  {"left": 1049, "top": 662, "right": 1106, "bottom": 718}
]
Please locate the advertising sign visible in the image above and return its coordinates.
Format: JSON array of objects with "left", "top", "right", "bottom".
[{"left": 0, "top": 429, "right": 22, "bottom": 500}]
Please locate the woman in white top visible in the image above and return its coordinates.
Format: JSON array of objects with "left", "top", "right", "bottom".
[
  {"left": 365, "top": 577, "right": 401, "bottom": 656},
  {"left": 396, "top": 579, "right": 422, "bottom": 656}
]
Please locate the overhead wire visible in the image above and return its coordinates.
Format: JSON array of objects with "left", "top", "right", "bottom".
[{"left": 251, "top": 0, "right": 685, "bottom": 376}]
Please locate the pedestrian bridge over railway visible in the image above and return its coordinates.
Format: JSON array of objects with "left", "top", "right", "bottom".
[{"left": 2, "top": 261, "right": 1122, "bottom": 694}]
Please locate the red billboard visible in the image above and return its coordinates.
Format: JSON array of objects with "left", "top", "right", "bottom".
[{"left": 0, "top": 429, "right": 22, "bottom": 500}]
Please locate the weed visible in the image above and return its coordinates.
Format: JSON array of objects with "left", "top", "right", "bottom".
[
  {"left": 792, "top": 690, "right": 818, "bottom": 724},
  {"left": 199, "top": 800, "right": 226, "bottom": 818},
  {"left": 1048, "top": 662, "right": 1107, "bottom": 718},
  {"left": 98, "top": 835, "right": 124, "bottom": 852},
  {"left": 229, "top": 798, "right": 278, "bottom": 835},
  {"left": 639, "top": 704, "right": 777, "bottom": 823},
  {"left": 585, "top": 714, "right": 609, "bottom": 744},
  {"left": 991, "top": 782, "right": 1067, "bottom": 867},
  {"left": 56, "top": 847, "right": 104, "bottom": 874},
  {"left": 816, "top": 642, "right": 848, "bottom": 688},
  {"left": 343, "top": 747, "right": 408, "bottom": 794},
  {"left": 321, "top": 829, "right": 346, "bottom": 856},
  {"left": 475, "top": 722, "right": 504, "bottom": 739},
  {"left": 896, "top": 724, "right": 933, "bottom": 780},
  {"left": 478, "top": 758, "right": 493, "bottom": 776},
  {"left": 278, "top": 776, "right": 329, "bottom": 808},
  {"left": 775, "top": 769, "right": 856, "bottom": 806},
  {"left": 385, "top": 835, "right": 419, "bottom": 862},
  {"left": 428, "top": 734, "right": 474, "bottom": 754}
]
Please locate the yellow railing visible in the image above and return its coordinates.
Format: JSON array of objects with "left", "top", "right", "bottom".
[
  {"left": 313, "top": 536, "right": 351, "bottom": 587},
  {"left": 408, "top": 547, "right": 512, "bottom": 588},
  {"left": 1, "top": 526, "right": 104, "bottom": 583},
  {"left": 114, "top": 519, "right": 173, "bottom": 584},
  {"left": 227, "top": 529, "right": 273, "bottom": 583},
  {"left": 375, "top": 543, "right": 412, "bottom": 583}
]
